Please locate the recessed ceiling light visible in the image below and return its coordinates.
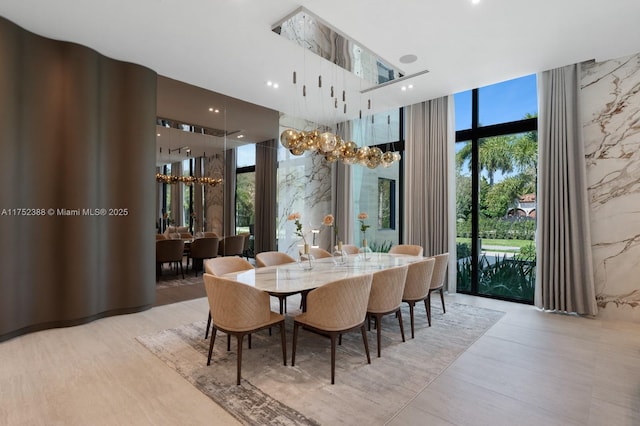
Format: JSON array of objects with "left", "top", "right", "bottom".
[
  {"left": 267, "top": 81, "right": 273, "bottom": 86},
  {"left": 399, "top": 54, "right": 418, "bottom": 64},
  {"left": 157, "top": 133, "right": 161, "bottom": 137},
  {"left": 408, "top": 84, "right": 414, "bottom": 89},
  {"left": 273, "top": 83, "right": 279, "bottom": 89},
  {"left": 208, "top": 107, "right": 213, "bottom": 111},
  {"left": 401, "top": 86, "right": 407, "bottom": 91},
  {"left": 471, "top": 0, "right": 481, "bottom": 4},
  {"left": 237, "top": 135, "right": 244, "bottom": 139}
]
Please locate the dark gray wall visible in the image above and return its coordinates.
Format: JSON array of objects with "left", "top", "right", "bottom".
[{"left": 0, "top": 17, "right": 157, "bottom": 341}]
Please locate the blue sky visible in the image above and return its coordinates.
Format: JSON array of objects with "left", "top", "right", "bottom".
[{"left": 454, "top": 73, "right": 538, "bottom": 131}]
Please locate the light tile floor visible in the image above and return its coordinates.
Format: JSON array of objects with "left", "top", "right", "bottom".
[{"left": 1, "top": 291, "right": 638, "bottom": 425}]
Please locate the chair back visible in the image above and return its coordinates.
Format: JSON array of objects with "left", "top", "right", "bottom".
[
  {"left": 239, "top": 232, "right": 250, "bottom": 251},
  {"left": 303, "top": 275, "right": 373, "bottom": 331},
  {"left": 309, "top": 247, "right": 332, "bottom": 259},
  {"left": 204, "top": 232, "right": 218, "bottom": 238},
  {"left": 156, "top": 234, "right": 167, "bottom": 240},
  {"left": 255, "top": 251, "right": 296, "bottom": 267},
  {"left": 189, "top": 237, "right": 219, "bottom": 259},
  {"left": 156, "top": 239, "right": 185, "bottom": 263},
  {"left": 341, "top": 244, "right": 360, "bottom": 255},
  {"left": 403, "top": 258, "right": 436, "bottom": 300},
  {"left": 180, "top": 232, "right": 193, "bottom": 240},
  {"left": 367, "top": 265, "right": 409, "bottom": 313},
  {"left": 388, "top": 244, "right": 424, "bottom": 256},
  {"left": 203, "top": 274, "right": 272, "bottom": 331},
  {"left": 204, "top": 256, "right": 254, "bottom": 276},
  {"left": 430, "top": 253, "right": 449, "bottom": 290},
  {"left": 218, "top": 235, "right": 246, "bottom": 256}
]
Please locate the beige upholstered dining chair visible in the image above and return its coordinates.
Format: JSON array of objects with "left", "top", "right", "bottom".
[
  {"left": 203, "top": 257, "right": 254, "bottom": 339},
  {"left": 426, "top": 253, "right": 449, "bottom": 326},
  {"left": 155, "top": 233, "right": 167, "bottom": 240},
  {"left": 292, "top": 274, "right": 373, "bottom": 384},
  {"left": 388, "top": 244, "right": 424, "bottom": 256},
  {"left": 188, "top": 237, "right": 219, "bottom": 276},
  {"left": 203, "top": 274, "right": 286, "bottom": 385},
  {"left": 255, "top": 251, "right": 297, "bottom": 314},
  {"left": 340, "top": 244, "right": 360, "bottom": 255},
  {"left": 366, "top": 265, "right": 409, "bottom": 357},
  {"left": 204, "top": 232, "right": 218, "bottom": 238},
  {"left": 309, "top": 247, "right": 332, "bottom": 259},
  {"left": 218, "top": 235, "right": 246, "bottom": 257},
  {"left": 155, "top": 239, "right": 185, "bottom": 281},
  {"left": 402, "top": 257, "right": 436, "bottom": 338}
]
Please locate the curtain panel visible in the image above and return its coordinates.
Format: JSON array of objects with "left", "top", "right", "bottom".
[
  {"left": 536, "top": 64, "right": 598, "bottom": 315},
  {"left": 255, "top": 139, "right": 278, "bottom": 253},
  {"left": 223, "top": 148, "right": 237, "bottom": 236},
  {"left": 404, "top": 97, "right": 451, "bottom": 260}
]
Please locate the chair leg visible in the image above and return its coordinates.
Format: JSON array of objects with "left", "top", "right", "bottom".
[
  {"left": 248, "top": 333, "right": 252, "bottom": 349},
  {"left": 236, "top": 334, "right": 244, "bottom": 385},
  {"left": 426, "top": 292, "right": 432, "bottom": 327},
  {"left": 375, "top": 314, "right": 382, "bottom": 358},
  {"left": 227, "top": 334, "right": 231, "bottom": 351},
  {"left": 205, "top": 311, "right": 212, "bottom": 339},
  {"left": 440, "top": 288, "right": 446, "bottom": 313},
  {"left": 279, "top": 321, "right": 287, "bottom": 366},
  {"left": 360, "top": 324, "right": 371, "bottom": 364},
  {"left": 207, "top": 326, "right": 217, "bottom": 365},
  {"left": 408, "top": 302, "right": 415, "bottom": 339},
  {"left": 330, "top": 333, "right": 337, "bottom": 385},
  {"left": 291, "top": 322, "right": 299, "bottom": 366},
  {"left": 397, "top": 309, "right": 405, "bottom": 342}
]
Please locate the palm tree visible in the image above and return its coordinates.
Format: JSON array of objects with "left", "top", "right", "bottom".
[{"left": 456, "top": 135, "right": 514, "bottom": 186}]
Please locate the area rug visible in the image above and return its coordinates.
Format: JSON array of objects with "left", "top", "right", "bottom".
[
  {"left": 137, "top": 301, "right": 504, "bottom": 425},
  {"left": 156, "top": 273, "right": 204, "bottom": 289}
]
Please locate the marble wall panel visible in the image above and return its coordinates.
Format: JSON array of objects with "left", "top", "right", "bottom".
[
  {"left": 581, "top": 53, "right": 640, "bottom": 322},
  {"left": 277, "top": 146, "right": 333, "bottom": 257},
  {"left": 204, "top": 152, "right": 224, "bottom": 236}
]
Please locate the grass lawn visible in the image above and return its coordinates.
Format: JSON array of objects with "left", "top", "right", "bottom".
[{"left": 456, "top": 237, "right": 534, "bottom": 250}]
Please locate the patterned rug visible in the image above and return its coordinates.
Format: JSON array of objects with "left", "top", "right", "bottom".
[
  {"left": 137, "top": 301, "right": 504, "bottom": 425},
  {"left": 156, "top": 272, "right": 204, "bottom": 289}
]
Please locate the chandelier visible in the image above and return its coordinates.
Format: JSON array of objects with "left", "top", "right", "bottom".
[
  {"left": 155, "top": 173, "right": 222, "bottom": 186},
  {"left": 280, "top": 128, "right": 401, "bottom": 169}
]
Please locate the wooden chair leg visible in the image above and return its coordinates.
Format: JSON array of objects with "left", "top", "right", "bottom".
[
  {"left": 227, "top": 334, "right": 231, "bottom": 351},
  {"left": 280, "top": 321, "right": 287, "bottom": 366},
  {"left": 330, "top": 333, "right": 337, "bottom": 385},
  {"left": 408, "top": 302, "right": 415, "bottom": 339},
  {"left": 425, "top": 292, "right": 432, "bottom": 327},
  {"left": 360, "top": 324, "right": 371, "bottom": 364},
  {"left": 397, "top": 309, "right": 405, "bottom": 342},
  {"left": 207, "top": 326, "right": 217, "bottom": 365},
  {"left": 291, "top": 322, "right": 299, "bottom": 366},
  {"left": 205, "top": 311, "right": 212, "bottom": 339},
  {"left": 236, "top": 334, "right": 244, "bottom": 385},
  {"left": 375, "top": 313, "right": 382, "bottom": 358},
  {"left": 440, "top": 288, "right": 446, "bottom": 313}
]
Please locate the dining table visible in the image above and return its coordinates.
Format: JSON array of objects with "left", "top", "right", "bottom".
[{"left": 223, "top": 253, "right": 423, "bottom": 299}]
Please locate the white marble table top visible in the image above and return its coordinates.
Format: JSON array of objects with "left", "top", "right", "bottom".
[{"left": 223, "top": 253, "right": 423, "bottom": 294}]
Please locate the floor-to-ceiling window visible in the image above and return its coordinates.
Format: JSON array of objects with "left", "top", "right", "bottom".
[
  {"left": 455, "top": 75, "right": 538, "bottom": 303},
  {"left": 236, "top": 144, "right": 255, "bottom": 254}
]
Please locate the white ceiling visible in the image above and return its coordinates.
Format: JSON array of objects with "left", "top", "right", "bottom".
[{"left": 2, "top": 0, "right": 640, "bottom": 163}]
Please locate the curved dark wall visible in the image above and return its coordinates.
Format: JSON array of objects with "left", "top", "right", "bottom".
[{"left": 0, "top": 17, "right": 157, "bottom": 341}]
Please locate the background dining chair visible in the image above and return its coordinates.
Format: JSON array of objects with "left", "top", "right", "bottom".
[
  {"left": 309, "top": 247, "right": 332, "bottom": 259},
  {"left": 156, "top": 234, "right": 167, "bottom": 240},
  {"left": 426, "top": 253, "right": 449, "bottom": 326},
  {"left": 203, "top": 274, "right": 286, "bottom": 385},
  {"left": 155, "top": 239, "right": 185, "bottom": 281},
  {"left": 366, "top": 265, "right": 409, "bottom": 357},
  {"left": 292, "top": 274, "right": 373, "bottom": 384},
  {"left": 340, "top": 244, "right": 360, "bottom": 255},
  {"left": 388, "top": 244, "right": 424, "bottom": 256},
  {"left": 188, "top": 237, "right": 219, "bottom": 276},
  {"left": 204, "top": 232, "right": 218, "bottom": 238},
  {"left": 255, "top": 251, "right": 297, "bottom": 314},
  {"left": 218, "top": 235, "right": 246, "bottom": 257},
  {"left": 203, "top": 257, "right": 254, "bottom": 339},
  {"left": 402, "top": 258, "right": 436, "bottom": 338}
]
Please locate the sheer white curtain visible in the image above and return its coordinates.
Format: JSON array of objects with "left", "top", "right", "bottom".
[
  {"left": 404, "top": 96, "right": 453, "bottom": 260},
  {"left": 536, "top": 64, "right": 597, "bottom": 315}
]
